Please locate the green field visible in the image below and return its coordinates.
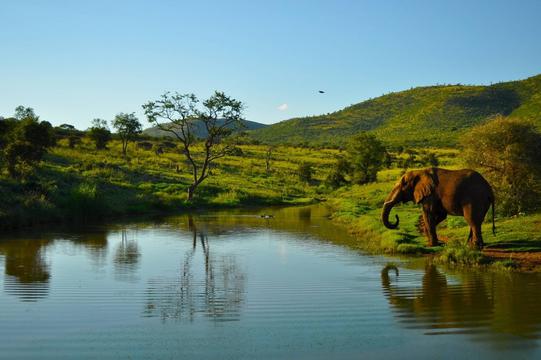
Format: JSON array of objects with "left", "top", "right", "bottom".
[{"left": 2, "top": 139, "right": 541, "bottom": 270}]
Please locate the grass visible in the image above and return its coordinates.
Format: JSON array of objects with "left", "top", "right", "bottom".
[
  {"left": 2, "top": 139, "right": 541, "bottom": 270},
  {"left": 250, "top": 73, "right": 541, "bottom": 147},
  {"left": 0, "top": 138, "right": 336, "bottom": 228}
]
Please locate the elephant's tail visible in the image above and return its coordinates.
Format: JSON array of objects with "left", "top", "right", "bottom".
[{"left": 491, "top": 197, "right": 496, "bottom": 236}]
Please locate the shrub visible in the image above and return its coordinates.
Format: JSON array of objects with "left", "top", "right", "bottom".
[
  {"left": 88, "top": 119, "right": 111, "bottom": 150},
  {"left": 461, "top": 115, "right": 541, "bottom": 216},
  {"left": 297, "top": 162, "right": 314, "bottom": 182},
  {"left": 346, "top": 132, "right": 387, "bottom": 184}
]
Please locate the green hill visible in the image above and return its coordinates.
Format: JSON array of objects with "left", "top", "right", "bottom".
[
  {"left": 251, "top": 74, "right": 541, "bottom": 147},
  {"left": 144, "top": 119, "right": 267, "bottom": 139}
]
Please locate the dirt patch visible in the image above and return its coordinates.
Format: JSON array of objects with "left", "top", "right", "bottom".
[{"left": 484, "top": 249, "right": 541, "bottom": 272}]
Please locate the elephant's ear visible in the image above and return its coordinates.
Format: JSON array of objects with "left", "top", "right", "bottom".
[{"left": 413, "top": 172, "right": 435, "bottom": 204}]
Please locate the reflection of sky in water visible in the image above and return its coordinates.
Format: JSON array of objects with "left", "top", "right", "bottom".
[{"left": 1, "top": 205, "right": 541, "bottom": 358}]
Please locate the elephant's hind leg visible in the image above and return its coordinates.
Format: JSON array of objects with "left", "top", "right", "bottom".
[{"left": 463, "top": 204, "right": 483, "bottom": 249}]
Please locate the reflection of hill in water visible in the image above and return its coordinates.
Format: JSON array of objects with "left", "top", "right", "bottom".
[
  {"left": 382, "top": 264, "right": 541, "bottom": 348},
  {"left": 159, "top": 205, "right": 354, "bottom": 247}
]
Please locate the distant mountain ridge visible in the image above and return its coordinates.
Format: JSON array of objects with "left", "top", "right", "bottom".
[
  {"left": 143, "top": 119, "right": 267, "bottom": 138},
  {"left": 250, "top": 74, "right": 541, "bottom": 147}
]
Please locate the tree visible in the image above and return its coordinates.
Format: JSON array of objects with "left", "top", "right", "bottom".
[
  {"left": 143, "top": 91, "right": 244, "bottom": 201},
  {"left": 88, "top": 118, "right": 111, "bottom": 150},
  {"left": 265, "top": 146, "right": 274, "bottom": 175},
  {"left": 325, "top": 157, "right": 351, "bottom": 188},
  {"left": 461, "top": 115, "right": 541, "bottom": 216},
  {"left": 14, "top": 105, "right": 36, "bottom": 120},
  {"left": 297, "top": 162, "right": 314, "bottom": 182},
  {"left": 111, "top": 112, "right": 142, "bottom": 157},
  {"left": 3, "top": 118, "right": 54, "bottom": 178},
  {"left": 346, "top": 132, "right": 387, "bottom": 184}
]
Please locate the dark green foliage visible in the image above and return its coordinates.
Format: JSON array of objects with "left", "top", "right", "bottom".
[
  {"left": 88, "top": 119, "right": 111, "bottom": 150},
  {"left": 422, "top": 152, "right": 439, "bottom": 167},
  {"left": 347, "top": 132, "right": 386, "bottom": 184},
  {"left": 14, "top": 105, "right": 36, "bottom": 120},
  {"left": 325, "top": 157, "right": 350, "bottom": 188},
  {"left": 297, "top": 162, "right": 314, "bottom": 182},
  {"left": 462, "top": 115, "right": 541, "bottom": 216},
  {"left": 68, "top": 135, "right": 81, "bottom": 148},
  {"left": 2, "top": 117, "right": 54, "bottom": 178}
]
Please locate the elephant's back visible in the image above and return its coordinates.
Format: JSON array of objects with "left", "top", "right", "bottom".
[{"left": 435, "top": 168, "right": 493, "bottom": 212}]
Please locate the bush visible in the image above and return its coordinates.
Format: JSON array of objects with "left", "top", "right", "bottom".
[
  {"left": 324, "top": 157, "right": 350, "bottom": 188},
  {"left": 2, "top": 117, "right": 54, "bottom": 178},
  {"left": 297, "top": 162, "right": 314, "bottom": 182},
  {"left": 461, "top": 115, "right": 541, "bottom": 216},
  {"left": 347, "top": 132, "right": 387, "bottom": 184},
  {"left": 88, "top": 119, "right": 111, "bottom": 150}
]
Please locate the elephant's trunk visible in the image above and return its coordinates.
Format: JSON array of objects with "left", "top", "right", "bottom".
[{"left": 382, "top": 187, "right": 400, "bottom": 229}]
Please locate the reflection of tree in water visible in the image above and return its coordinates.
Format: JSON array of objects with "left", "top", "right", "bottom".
[
  {"left": 0, "top": 238, "right": 51, "bottom": 302},
  {"left": 144, "top": 216, "right": 245, "bottom": 322},
  {"left": 381, "top": 264, "right": 541, "bottom": 346},
  {"left": 113, "top": 230, "right": 141, "bottom": 282},
  {"left": 0, "top": 228, "right": 109, "bottom": 302}
]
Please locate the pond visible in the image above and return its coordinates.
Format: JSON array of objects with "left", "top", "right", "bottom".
[{"left": 2, "top": 205, "right": 541, "bottom": 359}]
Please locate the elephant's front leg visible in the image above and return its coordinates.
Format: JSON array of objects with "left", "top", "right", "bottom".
[{"left": 422, "top": 206, "right": 439, "bottom": 247}]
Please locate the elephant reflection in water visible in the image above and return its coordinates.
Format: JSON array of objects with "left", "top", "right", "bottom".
[
  {"left": 382, "top": 265, "right": 541, "bottom": 342},
  {"left": 382, "top": 264, "right": 493, "bottom": 334},
  {"left": 144, "top": 216, "right": 245, "bottom": 321}
]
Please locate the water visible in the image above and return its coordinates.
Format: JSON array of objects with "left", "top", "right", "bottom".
[{"left": 1, "top": 205, "right": 541, "bottom": 359}]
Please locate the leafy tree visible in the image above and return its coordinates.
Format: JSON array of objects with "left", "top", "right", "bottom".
[
  {"left": 3, "top": 118, "right": 54, "bottom": 178},
  {"left": 325, "top": 157, "right": 351, "bottom": 188},
  {"left": 461, "top": 115, "right": 541, "bottom": 216},
  {"left": 143, "top": 91, "right": 244, "bottom": 201},
  {"left": 297, "top": 162, "right": 314, "bottom": 183},
  {"left": 14, "top": 105, "right": 37, "bottom": 120},
  {"left": 111, "top": 112, "right": 142, "bottom": 157},
  {"left": 88, "top": 119, "right": 111, "bottom": 150},
  {"left": 346, "top": 132, "right": 387, "bottom": 184}
]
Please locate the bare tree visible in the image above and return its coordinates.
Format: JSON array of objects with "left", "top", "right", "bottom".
[{"left": 143, "top": 91, "right": 244, "bottom": 201}]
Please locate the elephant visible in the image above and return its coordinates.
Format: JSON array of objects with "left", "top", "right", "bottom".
[{"left": 381, "top": 168, "right": 495, "bottom": 248}]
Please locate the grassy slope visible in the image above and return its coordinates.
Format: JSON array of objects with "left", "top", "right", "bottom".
[
  {"left": 325, "top": 149, "right": 541, "bottom": 269},
  {"left": 2, "top": 139, "right": 541, "bottom": 268},
  {"left": 251, "top": 74, "right": 541, "bottom": 147},
  {"left": 0, "top": 139, "right": 334, "bottom": 228}
]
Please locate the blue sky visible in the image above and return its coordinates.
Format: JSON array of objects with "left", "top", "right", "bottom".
[{"left": 1, "top": 0, "right": 540, "bottom": 129}]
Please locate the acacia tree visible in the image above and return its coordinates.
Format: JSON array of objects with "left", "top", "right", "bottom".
[
  {"left": 111, "top": 112, "right": 142, "bottom": 157},
  {"left": 143, "top": 91, "right": 244, "bottom": 201}
]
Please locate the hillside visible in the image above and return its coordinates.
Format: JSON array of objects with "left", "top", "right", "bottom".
[
  {"left": 251, "top": 74, "right": 541, "bottom": 147},
  {"left": 143, "top": 119, "right": 267, "bottom": 139}
]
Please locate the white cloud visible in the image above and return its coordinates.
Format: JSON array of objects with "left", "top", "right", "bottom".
[{"left": 277, "top": 103, "right": 288, "bottom": 111}]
